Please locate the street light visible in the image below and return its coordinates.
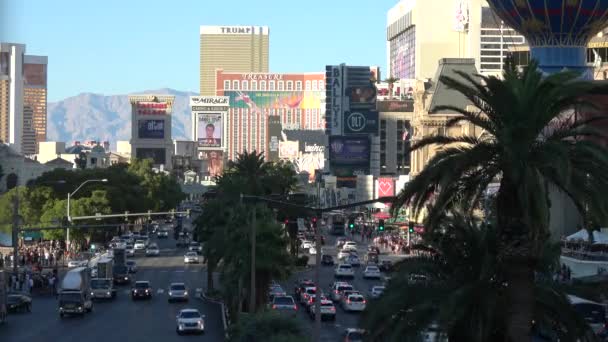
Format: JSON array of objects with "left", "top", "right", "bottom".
[{"left": 66, "top": 179, "right": 108, "bottom": 250}]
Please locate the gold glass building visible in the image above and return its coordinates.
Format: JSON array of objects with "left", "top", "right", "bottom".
[
  {"left": 199, "top": 26, "right": 269, "bottom": 96},
  {"left": 23, "top": 55, "right": 48, "bottom": 154}
]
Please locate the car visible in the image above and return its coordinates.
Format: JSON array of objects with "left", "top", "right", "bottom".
[
  {"left": 309, "top": 299, "right": 336, "bottom": 321},
  {"left": 133, "top": 240, "right": 146, "bottom": 251},
  {"left": 341, "top": 244, "right": 358, "bottom": 253},
  {"left": 338, "top": 250, "right": 356, "bottom": 260},
  {"left": 145, "top": 244, "right": 160, "bottom": 257},
  {"left": 346, "top": 255, "right": 361, "bottom": 266},
  {"left": 131, "top": 281, "right": 152, "bottom": 300},
  {"left": 330, "top": 282, "right": 354, "bottom": 302},
  {"left": 157, "top": 230, "right": 169, "bottom": 238},
  {"left": 341, "top": 293, "right": 366, "bottom": 312},
  {"left": 367, "top": 245, "right": 381, "bottom": 255},
  {"left": 268, "top": 285, "right": 286, "bottom": 301},
  {"left": 364, "top": 252, "right": 379, "bottom": 265},
  {"left": 409, "top": 274, "right": 428, "bottom": 284},
  {"left": 168, "top": 283, "right": 189, "bottom": 302},
  {"left": 125, "top": 244, "right": 135, "bottom": 257},
  {"left": 188, "top": 242, "right": 203, "bottom": 254},
  {"left": 270, "top": 295, "right": 298, "bottom": 317},
  {"left": 300, "top": 287, "right": 317, "bottom": 305},
  {"left": 370, "top": 285, "right": 385, "bottom": 299},
  {"left": 335, "top": 237, "right": 347, "bottom": 248},
  {"left": 305, "top": 293, "right": 328, "bottom": 308},
  {"left": 378, "top": 260, "right": 394, "bottom": 273},
  {"left": 67, "top": 259, "right": 87, "bottom": 268},
  {"left": 309, "top": 246, "right": 317, "bottom": 255},
  {"left": 294, "top": 279, "right": 315, "bottom": 301},
  {"left": 7, "top": 293, "right": 32, "bottom": 313},
  {"left": 301, "top": 240, "right": 314, "bottom": 250},
  {"left": 126, "top": 260, "right": 138, "bottom": 273},
  {"left": 184, "top": 252, "right": 199, "bottom": 264},
  {"left": 321, "top": 254, "right": 335, "bottom": 266},
  {"left": 176, "top": 308, "right": 205, "bottom": 335},
  {"left": 335, "top": 264, "right": 355, "bottom": 278},
  {"left": 343, "top": 241, "right": 357, "bottom": 249},
  {"left": 363, "top": 265, "right": 381, "bottom": 279},
  {"left": 343, "top": 328, "right": 366, "bottom": 342},
  {"left": 121, "top": 234, "right": 134, "bottom": 244}
]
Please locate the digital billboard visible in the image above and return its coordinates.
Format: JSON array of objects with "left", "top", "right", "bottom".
[
  {"left": 136, "top": 148, "right": 166, "bottom": 165},
  {"left": 343, "top": 110, "right": 379, "bottom": 134},
  {"left": 199, "top": 150, "right": 224, "bottom": 178},
  {"left": 329, "top": 136, "right": 370, "bottom": 177},
  {"left": 138, "top": 120, "right": 165, "bottom": 139},
  {"left": 24, "top": 63, "right": 47, "bottom": 87},
  {"left": 279, "top": 141, "right": 299, "bottom": 159},
  {"left": 378, "top": 178, "right": 395, "bottom": 197},
  {"left": 224, "top": 91, "right": 324, "bottom": 110},
  {"left": 197, "top": 113, "right": 223, "bottom": 148}
]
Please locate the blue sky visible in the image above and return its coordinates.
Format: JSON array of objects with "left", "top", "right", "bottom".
[{"left": 1, "top": 0, "right": 397, "bottom": 101}]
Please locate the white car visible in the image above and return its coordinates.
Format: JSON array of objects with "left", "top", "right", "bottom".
[
  {"left": 363, "top": 265, "right": 381, "bottom": 279},
  {"left": 330, "top": 282, "right": 353, "bottom": 302},
  {"left": 184, "top": 252, "right": 199, "bottom": 264},
  {"left": 309, "top": 246, "right": 317, "bottom": 255},
  {"left": 176, "top": 308, "right": 205, "bottom": 335},
  {"left": 134, "top": 240, "right": 146, "bottom": 250},
  {"left": 334, "top": 264, "right": 355, "bottom": 278},
  {"left": 300, "top": 287, "right": 317, "bottom": 305},
  {"left": 343, "top": 241, "right": 357, "bottom": 250},
  {"left": 341, "top": 244, "right": 358, "bottom": 253},
  {"left": 126, "top": 245, "right": 135, "bottom": 257},
  {"left": 67, "top": 259, "right": 87, "bottom": 268},
  {"left": 145, "top": 244, "right": 160, "bottom": 257},
  {"left": 188, "top": 242, "right": 203, "bottom": 254},
  {"left": 338, "top": 250, "right": 356, "bottom": 260},
  {"left": 341, "top": 293, "right": 366, "bottom": 312},
  {"left": 370, "top": 285, "right": 385, "bottom": 299},
  {"left": 345, "top": 255, "right": 361, "bottom": 267},
  {"left": 168, "top": 282, "right": 189, "bottom": 302},
  {"left": 309, "top": 299, "right": 336, "bottom": 321},
  {"left": 301, "top": 240, "right": 313, "bottom": 249}
]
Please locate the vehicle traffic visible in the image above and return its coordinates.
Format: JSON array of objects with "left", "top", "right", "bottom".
[
  {"left": 176, "top": 308, "right": 205, "bottom": 335},
  {"left": 58, "top": 267, "right": 93, "bottom": 317}
]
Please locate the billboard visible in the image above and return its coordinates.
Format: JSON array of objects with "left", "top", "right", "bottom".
[
  {"left": 347, "top": 86, "right": 377, "bottom": 106},
  {"left": 199, "top": 150, "right": 224, "bottom": 178},
  {"left": 197, "top": 113, "right": 223, "bottom": 148},
  {"left": 224, "top": 91, "right": 324, "bottom": 110},
  {"left": 326, "top": 65, "right": 344, "bottom": 135},
  {"left": 329, "top": 136, "right": 370, "bottom": 177},
  {"left": 377, "top": 100, "right": 414, "bottom": 112},
  {"left": 24, "top": 63, "right": 47, "bottom": 87},
  {"left": 190, "top": 96, "right": 230, "bottom": 111},
  {"left": 343, "top": 110, "right": 379, "bottom": 134},
  {"left": 136, "top": 102, "right": 168, "bottom": 115},
  {"left": 378, "top": 178, "right": 395, "bottom": 197},
  {"left": 138, "top": 120, "right": 165, "bottom": 139},
  {"left": 279, "top": 141, "right": 299, "bottom": 159},
  {"left": 136, "top": 148, "right": 166, "bottom": 165}
]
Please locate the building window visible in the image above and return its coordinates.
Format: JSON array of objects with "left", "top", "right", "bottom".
[
  {"left": 312, "top": 80, "right": 318, "bottom": 90},
  {"left": 318, "top": 81, "right": 324, "bottom": 91},
  {"left": 296, "top": 81, "right": 302, "bottom": 91},
  {"left": 260, "top": 80, "right": 266, "bottom": 90},
  {"left": 305, "top": 80, "right": 311, "bottom": 90},
  {"left": 287, "top": 81, "right": 293, "bottom": 91},
  {"left": 278, "top": 81, "right": 284, "bottom": 90},
  {"left": 251, "top": 80, "right": 257, "bottom": 90},
  {"left": 389, "top": 26, "right": 416, "bottom": 80},
  {"left": 233, "top": 80, "right": 239, "bottom": 90},
  {"left": 269, "top": 80, "right": 275, "bottom": 90},
  {"left": 224, "top": 80, "right": 230, "bottom": 90},
  {"left": 242, "top": 80, "right": 248, "bottom": 90}
]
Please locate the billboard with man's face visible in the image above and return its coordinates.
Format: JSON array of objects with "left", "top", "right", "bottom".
[
  {"left": 199, "top": 150, "right": 224, "bottom": 178},
  {"left": 197, "top": 113, "right": 223, "bottom": 148}
]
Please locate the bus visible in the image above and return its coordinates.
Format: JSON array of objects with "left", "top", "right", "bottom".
[{"left": 327, "top": 213, "right": 346, "bottom": 236}]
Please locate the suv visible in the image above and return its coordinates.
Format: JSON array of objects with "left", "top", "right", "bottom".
[
  {"left": 168, "top": 283, "right": 189, "bottom": 302},
  {"left": 188, "top": 242, "right": 203, "bottom": 254},
  {"left": 309, "top": 299, "right": 336, "bottom": 321},
  {"left": 335, "top": 264, "right": 355, "bottom": 278},
  {"left": 270, "top": 295, "right": 297, "bottom": 317},
  {"left": 330, "top": 282, "right": 353, "bottom": 302},
  {"left": 321, "top": 255, "right": 335, "bottom": 266},
  {"left": 131, "top": 281, "right": 152, "bottom": 300},
  {"left": 341, "top": 293, "right": 366, "bottom": 312},
  {"left": 294, "top": 279, "right": 315, "bottom": 301}
]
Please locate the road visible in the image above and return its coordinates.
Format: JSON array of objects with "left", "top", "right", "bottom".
[
  {"left": 283, "top": 229, "right": 405, "bottom": 342},
  {"left": 0, "top": 219, "right": 224, "bottom": 342}
]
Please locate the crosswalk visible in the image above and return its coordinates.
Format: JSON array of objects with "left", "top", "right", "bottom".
[{"left": 121, "top": 288, "right": 203, "bottom": 296}]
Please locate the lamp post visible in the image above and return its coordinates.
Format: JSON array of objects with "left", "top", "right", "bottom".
[{"left": 66, "top": 179, "right": 108, "bottom": 250}]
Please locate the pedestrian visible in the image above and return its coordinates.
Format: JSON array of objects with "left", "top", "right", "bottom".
[{"left": 27, "top": 276, "right": 33, "bottom": 294}]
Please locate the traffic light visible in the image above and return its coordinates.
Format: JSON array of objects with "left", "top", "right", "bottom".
[
  {"left": 378, "top": 219, "right": 385, "bottom": 231},
  {"left": 312, "top": 217, "right": 317, "bottom": 223},
  {"left": 348, "top": 219, "right": 355, "bottom": 229},
  {"left": 408, "top": 221, "right": 415, "bottom": 234},
  {"left": 284, "top": 219, "right": 289, "bottom": 225}
]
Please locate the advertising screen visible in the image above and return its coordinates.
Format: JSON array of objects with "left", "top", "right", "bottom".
[
  {"left": 199, "top": 150, "right": 224, "bottom": 178},
  {"left": 138, "top": 120, "right": 165, "bottom": 139},
  {"left": 329, "top": 136, "right": 370, "bottom": 165},
  {"left": 225, "top": 91, "right": 324, "bottom": 110},
  {"left": 197, "top": 113, "right": 223, "bottom": 148},
  {"left": 343, "top": 110, "right": 379, "bottom": 134},
  {"left": 279, "top": 141, "right": 299, "bottom": 159},
  {"left": 136, "top": 148, "right": 166, "bottom": 165},
  {"left": 24, "top": 63, "right": 47, "bottom": 87},
  {"left": 378, "top": 178, "right": 395, "bottom": 197}
]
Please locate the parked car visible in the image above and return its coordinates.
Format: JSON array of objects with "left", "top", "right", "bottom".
[{"left": 6, "top": 293, "right": 32, "bottom": 313}]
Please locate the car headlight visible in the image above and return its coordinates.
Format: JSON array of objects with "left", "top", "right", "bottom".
[
  {"left": 78, "top": 306, "right": 82, "bottom": 311},
  {"left": 91, "top": 292, "right": 94, "bottom": 296},
  {"left": 106, "top": 291, "right": 111, "bottom": 296},
  {"left": 169, "top": 291, "right": 173, "bottom": 296},
  {"left": 124, "top": 277, "right": 128, "bottom": 280},
  {"left": 184, "top": 291, "right": 188, "bottom": 296}
]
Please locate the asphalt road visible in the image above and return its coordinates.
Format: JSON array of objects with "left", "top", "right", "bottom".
[
  {"left": 283, "top": 229, "right": 405, "bottom": 342},
  {"left": 0, "top": 221, "right": 224, "bottom": 342}
]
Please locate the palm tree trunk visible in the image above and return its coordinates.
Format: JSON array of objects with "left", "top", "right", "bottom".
[{"left": 503, "top": 258, "right": 534, "bottom": 342}]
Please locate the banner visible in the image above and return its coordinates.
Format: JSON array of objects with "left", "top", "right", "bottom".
[
  {"left": 343, "top": 110, "right": 379, "bottom": 134},
  {"left": 225, "top": 90, "right": 324, "bottom": 110},
  {"left": 197, "top": 113, "right": 223, "bottom": 148},
  {"left": 138, "top": 120, "right": 165, "bottom": 139},
  {"left": 199, "top": 150, "right": 224, "bottom": 178},
  {"left": 329, "top": 136, "right": 370, "bottom": 165}
]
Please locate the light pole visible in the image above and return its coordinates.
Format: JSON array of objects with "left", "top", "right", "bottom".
[{"left": 66, "top": 179, "right": 108, "bottom": 250}]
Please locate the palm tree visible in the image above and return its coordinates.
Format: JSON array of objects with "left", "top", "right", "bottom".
[
  {"left": 392, "top": 59, "right": 608, "bottom": 340},
  {"left": 384, "top": 76, "right": 400, "bottom": 99},
  {"left": 225, "top": 150, "right": 268, "bottom": 195},
  {"left": 362, "top": 212, "right": 595, "bottom": 342},
  {"left": 228, "top": 310, "right": 307, "bottom": 342}
]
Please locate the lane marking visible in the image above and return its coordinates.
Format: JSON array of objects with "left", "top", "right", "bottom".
[
  {"left": 157, "top": 289, "right": 164, "bottom": 294},
  {"left": 175, "top": 270, "right": 185, "bottom": 273}
]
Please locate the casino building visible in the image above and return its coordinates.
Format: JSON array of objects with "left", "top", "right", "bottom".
[{"left": 214, "top": 70, "right": 326, "bottom": 161}]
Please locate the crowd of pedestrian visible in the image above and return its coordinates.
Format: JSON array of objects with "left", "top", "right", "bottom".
[{"left": 0, "top": 240, "right": 66, "bottom": 270}]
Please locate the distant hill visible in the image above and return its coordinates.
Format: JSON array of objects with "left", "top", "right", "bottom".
[{"left": 47, "top": 88, "right": 197, "bottom": 149}]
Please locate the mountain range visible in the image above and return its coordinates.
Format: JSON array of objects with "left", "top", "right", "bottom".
[{"left": 47, "top": 88, "right": 197, "bottom": 149}]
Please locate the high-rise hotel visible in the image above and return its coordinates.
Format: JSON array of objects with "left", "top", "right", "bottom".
[
  {"left": 199, "top": 26, "right": 269, "bottom": 96},
  {"left": 0, "top": 42, "right": 47, "bottom": 155}
]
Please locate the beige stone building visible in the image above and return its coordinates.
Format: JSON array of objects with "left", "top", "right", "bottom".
[{"left": 199, "top": 26, "right": 269, "bottom": 96}]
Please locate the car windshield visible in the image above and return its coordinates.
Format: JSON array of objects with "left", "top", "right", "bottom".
[
  {"left": 59, "top": 293, "right": 82, "bottom": 302},
  {"left": 306, "top": 288, "right": 316, "bottom": 294},
  {"left": 273, "top": 296, "right": 294, "bottom": 305},
  {"left": 135, "top": 240, "right": 144, "bottom": 244},
  {"left": 171, "top": 284, "right": 186, "bottom": 291},
  {"left": 367, "top": 267, "right": 379, "bottom": 271},
  {"left": 186, "top": 252, "right": 197, "bottom": 257},
  {"left": 340, "top": 265, "right": 352, "bottom": 269},
  {"left": 148, "top": 245, "right": 158, "bottom": 250},
  {"left": 349, "top": 296, "right": 364, "bottom": 302},
  {"left": 91, "top": 279, "right": 111, "bottom": 288},
  {"left": 7, "top": 295, "right": 23, "bottom": 303},
  {"left": 135, "top": 282, "right": 150, "bottom": 289},
  {"left": 373, "top": 286, "right": 385, "bottom": 292},
  {"left": 339, "top": 286, "right": 353, "bottom": 291},
  {"left": 126, "top": 261, "right": 135, "bottom": 266},
  {"left": 180, "top": 311, "right": 201, "bottom": 319},
  {"left": 190, "top": 242, "right": 200, "bottom": 246},
  {"left": 348, "top": 332, "right": 364, "bottom": 340},
  {"left": 321, "top": 302, "right": 333, "bottom": 307}
]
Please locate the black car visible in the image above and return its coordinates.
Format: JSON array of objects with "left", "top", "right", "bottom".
[
  {"left": 131, "top": 281, "right": 153, "bottom": 300},
  {"left": 378, "top": 260, "right": 394, "bottom": 273},
  {"left": 321, "top": 255, "right": 334, "bottom": 266},
  {"left": 367, "top": 246, "right": 380, "bottom": 255},
  {"left": 7, "top": 293, "right": 32, "bottom": 313}
]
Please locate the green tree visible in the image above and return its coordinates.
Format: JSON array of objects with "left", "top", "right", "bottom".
[
  {"left": 392, "top": 60, "right": 608, "bottom": 340},
  {"left": 362, "top": 212, "right": 594, "bottom": 342},
  {"left": 384, "top": 76, "right": 400, "bottom": 99},
  {"left": 228, "top": 310, "right": 308, "bottom": 342},
  {"left": 74, "top": 152, "right": 87, "bottom": 169}
]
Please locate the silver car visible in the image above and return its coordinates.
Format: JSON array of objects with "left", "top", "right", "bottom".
[
  {"left": 168, "top": 283, "right": 189, "bottom": 302},
  {"left": 176, "top": 309, "right": 205, "bottom": 335}
]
